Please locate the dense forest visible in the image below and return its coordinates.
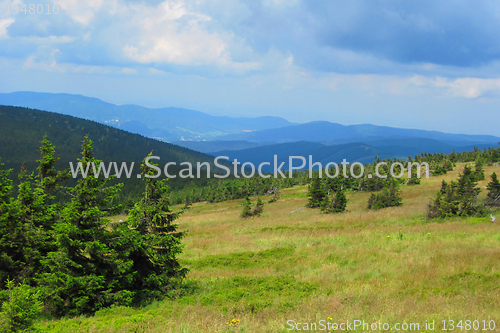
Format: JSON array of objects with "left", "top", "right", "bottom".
[{"left": 0, "top": 105, "right": 234, "bottom": 205}]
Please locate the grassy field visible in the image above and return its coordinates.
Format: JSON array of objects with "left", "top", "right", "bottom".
[{"left": 37, "top": 164, "right": 500, "bottom": 332}]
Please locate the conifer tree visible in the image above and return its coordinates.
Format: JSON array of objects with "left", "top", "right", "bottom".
[
  {"left": 0, "top": 159, "right": 20, "bottom": 287},
  {"left": 332, "top": 188, "right": 348, "bottom": 213},
  {"left": 124, "top": 153, "right": 188, "bottom": 301},
  {"left": 307, "top": 173, "right": 326, "bottom": 208},
  {"left": 474, "top": 158, "right": 485, "bottom": 181},
  {"left": 38, "top": 136, "right": 126, "bottom": 315},
  {"left": 486, "top": 172, "right": 500, "bottom": 206},
  {"left": 428, "top": 165, "right": 486, "bottom": 218},
  {"left": 320, "top": 187, "right": 348, "bottom": 213},
  {"left": 241, "top": 197, "right": 252, "bottom": 217},
  {"left": 36, "top": 134, "right": 68, "bottom": 195},
  {"left": 368, "top": 181, "right": 402, "bottom": 210},
  {"left": 253, "top": 197, "right": 264, "bottom": 216}
]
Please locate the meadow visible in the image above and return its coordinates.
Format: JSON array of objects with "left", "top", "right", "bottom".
[{"left": 37, "top": 164, "right": 500, "bottom": 332}]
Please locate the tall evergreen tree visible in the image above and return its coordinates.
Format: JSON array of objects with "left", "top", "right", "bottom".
[
  {"left": 0, "top": 159, "right": 21, "bottom": 287},
  {"left": 38, "top": 136, "right": 126, "bottom": 315},
  {"left": 36, "top": 134, "right": 68, "bottom": 195},
  {"left": 307, "top": 173, "right": 326, "bottom": 208},
  {"left": 124, "top": 153, "right": 188, "bottom": 301}
]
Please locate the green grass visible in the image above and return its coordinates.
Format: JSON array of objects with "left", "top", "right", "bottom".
[{"left": 35, "top": 164, "right": 500, "bottom": 332}]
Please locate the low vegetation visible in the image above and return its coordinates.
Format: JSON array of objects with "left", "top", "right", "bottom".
[
  {"left": 19, "top": 163, "right": 500, "bottom": 332},
  {"left": 1, "top": 135, "right": 500, "bottom": 332}
]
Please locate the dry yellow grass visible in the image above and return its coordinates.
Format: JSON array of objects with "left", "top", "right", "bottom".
[{"left": 39, "top": 164, "right": 500, "bottom": 332}]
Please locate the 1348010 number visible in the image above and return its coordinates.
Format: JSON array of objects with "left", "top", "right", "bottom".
[
  {"left": 442, "top": 320, "right": 496, "bottom": 331},
  {"left": 7, "top": 3, "right": 59, "bottom": 14}
]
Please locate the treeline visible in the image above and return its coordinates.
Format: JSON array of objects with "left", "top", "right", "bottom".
[
  {"left": 0, "top": 105, "right": 226, "bottom": 206},
  {"left": 0, "top": 136, "right": 186, "bottom": 331},
  {"left": 172, "top": 145, "right": 500, "bottom": 210}
]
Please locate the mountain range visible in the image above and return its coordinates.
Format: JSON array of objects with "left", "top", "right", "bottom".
[
  {"left": 1, "top": 91, "right": 499, "bottom": 171},
  {"left": 0, "top": 92, "right": 293, "bottom": 142},
  {"left": 208, "top": 139, "right": 498, "bottom": 173}
]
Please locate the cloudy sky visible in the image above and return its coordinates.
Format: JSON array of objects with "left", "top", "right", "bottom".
[{"left": 1, "top": 0, "right": 500, "bottom": 135}]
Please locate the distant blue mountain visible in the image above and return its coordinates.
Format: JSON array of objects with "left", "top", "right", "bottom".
[
  {"left": 210, "top": 139, "right": 499, "bottom": 172},
  {"left": 216, "top": 121, "right": 500, "bottom": 145},
  {"left": 0, "top": 91, "right": 293, "bottom": 142},
  {"left": 174, "top": 140, "right": 270, "bottom": 153}
]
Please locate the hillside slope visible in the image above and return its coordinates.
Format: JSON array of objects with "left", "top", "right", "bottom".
[
  {"left": 36, "top": 164, "right": 500, "bottom": 332},
  {"left": 0, "top": 105, "right": 230, "bottom": 195}
]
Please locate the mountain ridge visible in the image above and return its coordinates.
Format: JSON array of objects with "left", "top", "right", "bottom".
[{"left": 0, "top": 91, "right": 294, "bottom": 142}]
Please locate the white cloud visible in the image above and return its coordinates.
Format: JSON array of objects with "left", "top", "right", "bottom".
[
  {"left": 318, "top": 73, "right": 500, "bottom": 100},
  {"left": 121, "top": 0, "right": 260, "bottom": 72},
  {"left": 433, "top": 77, "right": 500, "bottom": 98},
  {"left": 57, "top": 0, "right": 106, "bottom": 25},
  {"left": 0, "top": 18, "right": 15, "bottom": 39},
  {"left": 121, "top": 67, "right": 137, "bottom": 74}
]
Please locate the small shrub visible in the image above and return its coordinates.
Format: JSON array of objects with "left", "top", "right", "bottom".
[
  {"left": 0, "top": 280, "right": 42, "bottom": 332},
  {"left": 427, "top": 165, "right": 487, "bottom": 218},
  {"left": 320, "top": 188, "right": 348, "bottom": 213},
  {"left": 368, "top": 182, "right": 402, "bottom": 210},
  {"left": 241, "top": 197, "right": 264, "bottom": 218}
]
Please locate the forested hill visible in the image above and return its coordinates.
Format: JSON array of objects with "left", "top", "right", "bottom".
[{"left": 0, "top": 105, "right": 226, "bottom": 196}]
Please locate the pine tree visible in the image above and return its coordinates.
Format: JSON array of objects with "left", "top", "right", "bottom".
[
  {"left": 38, "top": 136, "right": 126, "bottom": 315},
  {"left": 368, "top": 181, "right": 402, "bottom": 210},
  {"left": 253, "top": 197, "right": 264, "bottom": 216},
  {"left": 428, "top": 165, "right": 486, "bottom": 218},
  {"left": 486, "top": 172, "right": 500, "bottom": 206},
  {"left": 474, "top": 158, "right": 485, "bottom": 181},
  {"left": 0, "top": 159, "right": 20, "bottom": 287},
  {"left": 332, "top": 188, "right": 348, "bottom": 213},
  {"left": 241, "top": 197, "right": 252, "bottom": 217},
  {"left": 307, "top": 173, "right": 326, "bottom": 208},
  {"left": 124, "top": 152, "right": 188, "bottom": 301},
  {"left": 36, "top": 134, "right": 68, "bottom": 195}
]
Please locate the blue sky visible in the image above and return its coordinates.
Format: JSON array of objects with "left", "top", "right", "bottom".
[{"left": 1, "top": 0, "right": 500, "bottom": 135}]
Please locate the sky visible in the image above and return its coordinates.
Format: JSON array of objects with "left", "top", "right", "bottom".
[{"left": 1, "top": 0, "right": 500, "bottom": 135}]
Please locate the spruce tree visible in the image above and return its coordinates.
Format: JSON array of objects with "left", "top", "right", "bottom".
[
  {"left": 0, "top": 159, "right": 20, "bottom": 287},
  {"left": 474, "top": 158, "right": 485, "bottom": 181},
  {"left": 241, "top": 197, "right": 252, "bottom": 217},
  {"left": 307, "top": 173, "right": 326, "bottom": 208},
  {"left": 428, "top": 165, "right": 486, "bottom": 218},
  {"left": 332, "top": 188, "right": 348, "bottom": 213},
  {"left": 36, "top": 134, "right": 68, "bottom": 195},
  {"left": 38, "top": 136, "right": 126, "bottom": 315},
  {"left": 368, "top": 181, "right": 402, "bottom": 210},
  {"left": 486, "top": 172, "right": 500, "bottom": 206},
  {"left": 253, "top": 197, "right": 264, "bottom": 216},
  {"left": 320, "top": 187, "right": 348, "bottom": 214},
  {"left": 124, "top": 153, "right": 188, "bottom": 301}
]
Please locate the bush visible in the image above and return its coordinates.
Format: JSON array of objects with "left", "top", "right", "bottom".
[
  {"left": 241, "top": 197, "right": 264, "bottom": 218},
  {"left": 0, "top": 280, "right": 42, "bottom": 332},
  {"left": 320, "top": 188, "right": 348, "bottom": 213},
  {"left": 368, "top": 182, "right": 403, "bottom": 210},
  {"left": 427, "top": 166, "right": 487, "bottom": 219}
]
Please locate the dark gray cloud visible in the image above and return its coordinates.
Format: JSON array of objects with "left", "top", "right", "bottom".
[{"left": 3, "top": 0, "right": 500, "bottom": 77}]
